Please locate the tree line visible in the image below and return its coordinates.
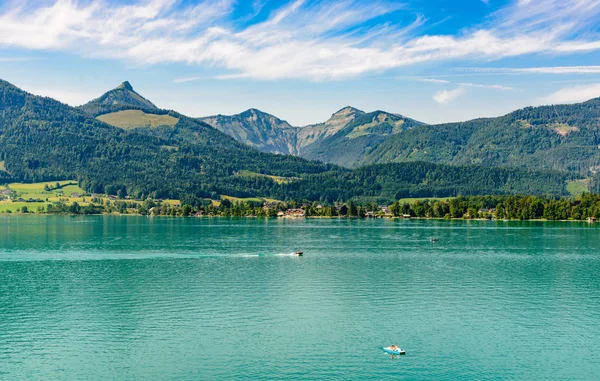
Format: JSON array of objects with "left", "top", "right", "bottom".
[{"left": 15, "top": 193, "right": 600, "bottom": 221}]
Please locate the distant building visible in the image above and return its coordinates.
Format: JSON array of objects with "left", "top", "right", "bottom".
[
  {"left": 277, "top": 211, "right": 285, "bottom": 217},
  {"left": 365, "top": 211, "right": 375, "bottom": 218},
  {"left": 285, "top": 208, "right": 305, "bottom": 217},
  {"left": 379, "top": 206, "right": 392, "bottom": 216},
  {"left": 71, "top": 192, "right": 80, "bottom": 198},
  {"left": 263, "top": 201, "right": 277, "bottom": 209}
]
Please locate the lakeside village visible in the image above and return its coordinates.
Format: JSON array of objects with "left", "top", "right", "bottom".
[{"left": 3, "top": 181, "right": 600, "bottom": 221}]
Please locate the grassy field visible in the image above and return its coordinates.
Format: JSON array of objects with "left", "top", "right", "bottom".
[
  {"left": 0, "top": 180, "right": 284, "bottom": 214},
  {"left": 213, "top": 195, "right": 280, "bottom": 207},
  {"left": 235, "top": 170, "right": 300, "bottom": 184},
  {"left": 6, "top": 181, "right": 85, "bottom": 200},
  {"left": 7, "top": 180, "right": 80, "bottom": 193},
  {"left": 567, "top": 179, "right": 589, "bottom": 196},
  {"left": 97, "top": 110, "right": 179, "bottom": 130},
  {"left": 550, "top": 123, "right": 579, "bottom": 137},
  {"left": 0, "top": 201, "right": 49, "bottom": 213},
  {"left": 397, "top": 197, "right": 456, "bottom": 204},
  {"left": 0, "top": 181, "right": 89, "bottom": 213}
]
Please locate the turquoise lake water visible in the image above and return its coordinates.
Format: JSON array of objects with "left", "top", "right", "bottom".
[{"left": 0, "top": 216, "right": 599, "bottom": 380}]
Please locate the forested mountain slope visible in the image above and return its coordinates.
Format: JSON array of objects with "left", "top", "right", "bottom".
[
  {"left": 0, "top": 80, "right": 333, "bottom": 199},
  {"left": 362, "top": 99, "right": 600, "bottom": 174},
  {"left": 299, "top": 110, "right": 424, "bottom": 167}
]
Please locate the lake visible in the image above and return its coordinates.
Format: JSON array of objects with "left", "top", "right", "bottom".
[{"left": 1, "top": 216, "right": 599, "bottom": 380}]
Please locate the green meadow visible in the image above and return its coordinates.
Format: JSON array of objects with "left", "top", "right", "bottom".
[
  {"left": 0, "top": 181, "right": 87, "bottom": 213},
  {"left": 397, "top": 197, "right": 456, "bottom": 204},
  {"left": 235, "top": 170, "right": 300, "bottom": 184},
  {"left": 97, "top": 110, "right": 179, "bottom": 130},
  {"left": 566, "top": 179, "right": 589, "bottom": 197}
]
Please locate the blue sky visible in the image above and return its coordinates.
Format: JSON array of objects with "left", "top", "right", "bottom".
[{"left": 1, "top": 0, "right": 600, "bottom": 125}]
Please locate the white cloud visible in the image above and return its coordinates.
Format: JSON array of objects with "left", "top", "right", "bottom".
[
  {"left": 433, "top": 87, "right": 465, "bottom": 104},
  {"left": 0, "top": 0, "right": 599, "bottom": 81},
  {"left": 21, "top": 86, "right": 98, "bottom": 106},
  {"left": 540, "top": 83, "right": 600, "bottom": 104}
]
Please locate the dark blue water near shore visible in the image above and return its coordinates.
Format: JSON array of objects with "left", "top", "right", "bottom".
[{"left": 1, "top": 216, "right": 599, "bottom": 380}]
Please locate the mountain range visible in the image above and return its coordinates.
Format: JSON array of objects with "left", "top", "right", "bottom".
[
  {"left": 1, "top": 78, "right": 595, "bottom": 202},
  {"left": 199, "top": 106, "right": 424, "bottom": 167},
  {"left": 197, "top": 94, "right": 600, "bottom": 175}
]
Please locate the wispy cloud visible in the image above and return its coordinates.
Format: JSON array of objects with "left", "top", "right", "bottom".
[
  {"left": 173, "top": 76, "right": 213, "bottom": 83},
  {"left": 420, "top": 78, "right": 450, "bottom": 84},
  {"left": 0, "top": 0, "right": 599, "bottom": 81},
  {"left": 540, "top": 83, "right": 600, "bottom": 104},
  {"left": 459, "top": 66, "right": 600, "bottom": 75},
  {"left": 397, "top": 76, "right": 451, "bottom": 84},
  {"left": 433, "top": 87, "right": 465, "bottom": 104},
  {"left": 458, "top": 82, "right": 514, "bottom": 90},
  {"left": 0, "top": 57, "right": 29, "bottom": 62},
  {"left": 429, "top": 80, "right": 514, "bottom": 104},
  {"left": 400, "top": 76, "right": 515, "bottom": 91}
]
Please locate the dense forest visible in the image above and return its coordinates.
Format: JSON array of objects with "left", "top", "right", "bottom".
[
  {"left": 389, "top": 193, "right": 600, "bottom": 221},
  {"left": 362, "top": 98, "right": 600, "bottom": 173}
]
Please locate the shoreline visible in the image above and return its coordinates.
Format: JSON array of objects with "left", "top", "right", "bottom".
[{"left": 1, "top": 213, "right": 597, "bottom": 223}]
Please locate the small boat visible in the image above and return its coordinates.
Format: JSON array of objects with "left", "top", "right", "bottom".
[
  {"left": 294, "top": 251, "right": 303, "bottom": 256},
  {"left": 383, "top": 346, "right": 405, "bottom": 356},
  {"left": 430, "top": 238, "right": 439, "bottom": 243}
]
